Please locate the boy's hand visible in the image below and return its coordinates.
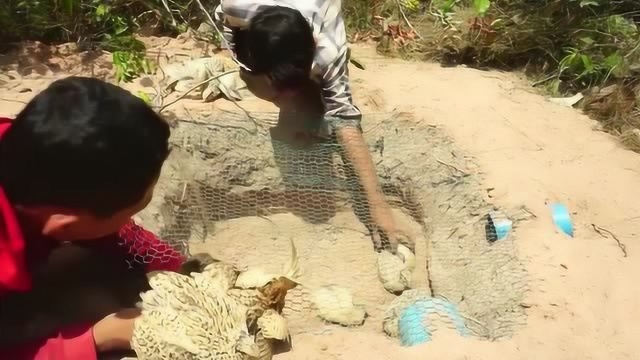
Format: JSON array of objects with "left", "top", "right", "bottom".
[
  {"left": 93, "top": 308, "right": 141, "bottom": 352},
  {"left": 371, "top": 204, "right": 416, "bottom": 253}
]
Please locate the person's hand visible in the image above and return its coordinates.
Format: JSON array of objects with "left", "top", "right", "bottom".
[
  {"left": 370, "top": 204, "right": 415, "bottom": 254},
  {"left": 92, "top": 308, "right": 141, "bottom": 352}
]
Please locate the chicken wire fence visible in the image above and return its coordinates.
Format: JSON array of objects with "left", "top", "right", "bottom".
[{"left": 131, "top": 109, "right": 530, "bottom": 343}]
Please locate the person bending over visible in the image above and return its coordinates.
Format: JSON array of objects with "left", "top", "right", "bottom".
[{"left": 215, "top": 0, "right": 415, "bottom": 251}]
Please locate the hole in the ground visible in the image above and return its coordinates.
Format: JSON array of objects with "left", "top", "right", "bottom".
[{"left": 132, "top": 114, "right": 528, "bottom": 341}]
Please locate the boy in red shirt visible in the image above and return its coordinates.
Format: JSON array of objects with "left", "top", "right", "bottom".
[{"left": 0, "top": 77, "right": 202, "bottom": 359}]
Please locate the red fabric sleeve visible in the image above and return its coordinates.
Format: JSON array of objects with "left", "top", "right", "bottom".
[
  {"left": 0, "top": 119, "right": 31, "bottom": 293},
  {"left": 0, "top": 325, "right": 97, "bottom": 360},
  {"left": 118, "top": 219, "right": 185, "bottom": 272}
]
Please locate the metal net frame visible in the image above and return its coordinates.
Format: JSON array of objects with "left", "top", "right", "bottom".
[{"left": 131, "top": 108, "right": 531, "bottom": 343}]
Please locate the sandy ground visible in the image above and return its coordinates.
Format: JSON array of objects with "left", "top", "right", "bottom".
[
  {"left": 1, "top": 40, "right": 639, "bottom": 359},
  {"left": 303, "top": 47, "right": 640, "bottom": 360}
]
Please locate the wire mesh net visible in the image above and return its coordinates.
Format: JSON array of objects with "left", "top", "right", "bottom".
[{"left": 131, "top": 108, "right": 531, "bottom": 346}]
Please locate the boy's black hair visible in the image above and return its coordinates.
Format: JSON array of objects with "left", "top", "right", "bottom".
[
  {"left": 0, "top": 76, "right": 170, "bottom": 217},
  {"left": 234, "top": 6, "right": 315, "bottom": 91}
]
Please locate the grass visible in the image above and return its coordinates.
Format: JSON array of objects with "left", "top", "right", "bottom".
[{"left": 345, "top": 0, "right": 640, "bottom": 152}]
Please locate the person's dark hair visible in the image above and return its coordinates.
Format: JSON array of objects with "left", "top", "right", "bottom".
[
  {"left": 0, "top": 76, "right": 170, "bottom": 217},
  {"left": 234, "top": 6, "right": 315, "bottom": 91}
]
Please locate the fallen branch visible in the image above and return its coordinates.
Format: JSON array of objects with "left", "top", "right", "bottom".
[
  {"left": 158, "top": 69, "right": 239, "bottom": 112},
  {"left": 521, "top": 205, "right": 538, "bottom": 219},
  {"left": 591, "top": 223, "right": 627, "bottom": 257},
  {"left": 175, "top": 112, "right": 256, "bottom": 135}
]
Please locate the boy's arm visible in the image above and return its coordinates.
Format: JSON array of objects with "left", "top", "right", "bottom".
[
  {"left": 0, "top": 310, "right": 139, "bottom": 360},
  {"left": 329, "top": 102, "right": 416, "bottom": 252},
  {"left": 0, "top": 325, "right": 97, "bottom": 360},
  {"left": 321, "top": 53, "right": 411, "bottom": 251},
  {"left": 118, "top": 220, "right": 185, "bottom": 272},
  {"left": 318, "top": 10, "right": 414, "bottom": 252}
]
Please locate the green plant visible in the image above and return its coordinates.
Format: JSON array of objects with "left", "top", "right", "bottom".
[
  {"left": 367, "top": 0, "right": 640, "bottom": 151},
  {"left": 430, "top": 0, "right": 461, "bottom": 29},
  {"left": 473, "top": 0, "right": 491, "bottom": 17},
  {"left": 113, "top": 49, "right": 154, "bottom": 83},
  {"left": 0, "top": 0, "right": 216, "bottom": 81},
  {"left": 343, "top": 0, "right": 385, "bottom": 34},
  {"left": 136, "top": 90, "right": 153, "bottom": 104}
]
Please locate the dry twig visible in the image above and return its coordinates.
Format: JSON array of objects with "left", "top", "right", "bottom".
[
  {"left": 158, "top": 69, "right": 238, "bottom": 112},
  {"left": 434, "top": 154, "right": 468, "bottom": 175},
  {"left": 591, "top": 223, "right": 627, "bottom": 257},
  {"left": 395, "top": 0, "right": 423, "bottom": 40}
]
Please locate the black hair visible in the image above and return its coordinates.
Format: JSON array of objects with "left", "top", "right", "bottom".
[
  {"left": 233, "top": 6, "right": 315, "bottom": 91},
  {"left": 0, "top": 76, "right": 170, "bottom": 217}
]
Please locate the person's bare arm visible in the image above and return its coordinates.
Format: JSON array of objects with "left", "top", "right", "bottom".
[
  {"left": 92, "top": 309, "right": 140, "bottom": 352},
  {"left": 318, "top": 11, "right": 414, "bottom": 251},
  {"left": 335, "top": 126, "right": 386, "bottom": 209}
]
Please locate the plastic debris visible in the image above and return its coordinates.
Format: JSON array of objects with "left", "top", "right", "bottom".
[
  {"left": 550, "top": 202, "right": 574, "bottom": 237},
  {"left": 397, "top": 298, "right": 469, "bottom": 346},
  {"left": 548, "top": 93, "right": 584, "bottom": 108},
  {"left": 486, "top": 210, "right": 513, "bottom": 242}
]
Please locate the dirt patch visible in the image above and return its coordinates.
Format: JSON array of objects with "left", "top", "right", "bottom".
[{"left": 0, "top": 39, "right": 564, "bottom": 358}]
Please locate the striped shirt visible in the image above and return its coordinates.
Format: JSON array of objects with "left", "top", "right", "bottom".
[{"left": 214, "top": 0, "right": 362, "bottom": 136}]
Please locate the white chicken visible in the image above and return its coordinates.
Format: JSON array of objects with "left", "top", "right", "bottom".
[
  {"left": 310, "top": 285, "right": 367, "bottom": 326},
  {"left": 131, "top": 240, "right": 301, "bottom": 360},
  {"left": 234, "top": 238, "right": 301, "bottom": 289},
  {"left": 132, "top": 271, "right": 259, "bottom": 360},
  {"left": 377, "top": 244, "right": 416, "bottom": 294}
]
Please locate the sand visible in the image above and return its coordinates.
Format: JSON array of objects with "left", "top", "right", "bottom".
[{"left": 1, "top": 38, "right": 638, "bottom": 360}]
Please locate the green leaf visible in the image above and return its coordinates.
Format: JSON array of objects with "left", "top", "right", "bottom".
[
  {"left": 604, "top": 53, "right": 622, "bottom": 68},
  {"left": 579, "top": 37, "right": 594, "bottom": 45},
  {"left": 114, "top": 24, "right": 129, "bottom": 36},
  {"left": 604, "top": 53, "right": 624, "bottom": 77},
  {"left": 473, "top": 0, "right": 491, "bottom": 17},
  {"left": 580, "top": 54, "right": 594, "bottom": 74},
  {"left": 95, "top": 4, "right": 109, "bottom": 20},
  {"left": 607, "top": 15, "right": 637, "bottom": 36},
  {"left": 548, "top": 78, "right": 562, "bottom": 97},
  {"left": 136, "top": 91, "right": 152, "bottom": 104},
  {"left": 439, "top": 0, "right": 457, "bottom": 13},
  {"left": 559, "top": 50, "right": 578, "bottom": 72},
  {"left": 141, "top": 59, "right": 154, "bottom": 74},
  {"left": 60, "top": 0, "right": 74, "bottom": 16}
]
